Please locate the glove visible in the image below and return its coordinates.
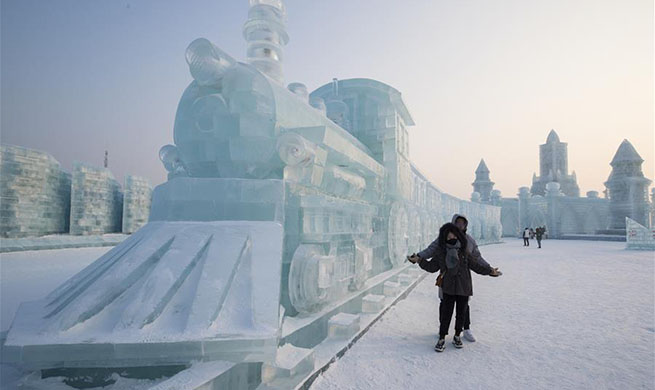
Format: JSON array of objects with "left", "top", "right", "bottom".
[
  {"left": 407, "top": 253, "right": 421, "bottom": 264},
  {"left": 489, "top": 267, "right": 502, "bottom": 277}
]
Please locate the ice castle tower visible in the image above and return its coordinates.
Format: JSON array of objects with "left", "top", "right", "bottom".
[
  {"left": 472, "top": 159, "right": 494, "bottom": 202},
  {"left": 531, "top": 129, "right": 580, "bottom": 197},
  {"left": 605, "top": 139, "right": 652, "bottom": 229}
]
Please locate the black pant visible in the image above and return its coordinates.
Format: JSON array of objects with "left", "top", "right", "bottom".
[
  {"left": 439, "top": 299, "right": 471, "bottom": 330},
  {"left": 523, "top": 238, "right": 529, "bottom": 246},
  {"left": 439, "top": 293, "right": 469, "bottom": 338},
  {"left": 537, "top": 238, "right": 542, "bottom": 248}
]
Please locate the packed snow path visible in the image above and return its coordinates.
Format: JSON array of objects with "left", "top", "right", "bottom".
[{"left": 312, "top": 239, "right": 654, "bottom": 390}]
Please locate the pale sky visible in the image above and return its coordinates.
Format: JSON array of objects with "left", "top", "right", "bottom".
[{"left": 2, "top": 0, "right": 653, "bottom": 199}]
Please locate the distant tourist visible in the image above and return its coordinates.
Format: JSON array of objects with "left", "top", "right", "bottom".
[
  {"left": 536, "top": 226, "right": 546, "bottom": 248},
  {"left": 523, "top": 227, "right": 531, "bottom": 246},
  {"left": 407, "top": 223, "right": 502, "bottom": 353}
]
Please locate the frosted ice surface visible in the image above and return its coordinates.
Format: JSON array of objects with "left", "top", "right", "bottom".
[{"left": 4, "top": 221, "right": 284, "bottom": 366}]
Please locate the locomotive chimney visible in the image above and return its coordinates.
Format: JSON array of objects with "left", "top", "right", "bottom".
[
  {"left": 243, "top": 0, "right": 289, "bottom": 83},
  {"left": 332, "top": 77, "right": 339, "bottom": 96}
]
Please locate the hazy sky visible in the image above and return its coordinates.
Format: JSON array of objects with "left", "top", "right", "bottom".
[{"left": 2, "top": 0, "right": 653, "bottom": 199}]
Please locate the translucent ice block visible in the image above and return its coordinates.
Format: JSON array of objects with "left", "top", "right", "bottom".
[
  {"left": 327, "top": 313, "right": 360, "bottom": 339},
  {"left": 261, "top": 344, "right": 315, "bottom": 383},
  {"left": 361, "top": 294, "right": 385, "bottom": 313},
  {"left": 383, "top": 281, "right": 401, "bottom": 297}
]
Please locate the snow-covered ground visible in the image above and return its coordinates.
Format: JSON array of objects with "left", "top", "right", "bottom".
[
  {"left": 1, "top": 240, "right": 653, "bottom": 389},
  {"left": 312, "top": 239, "right": 654, "bottom": 390},
  {"left": 0, "top": 247, "right": 111, "bottom": 332}
]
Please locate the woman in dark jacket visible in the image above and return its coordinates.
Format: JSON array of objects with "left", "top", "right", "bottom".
[{"left": 408, "top": 223, "right": 501, "bottom": 352}]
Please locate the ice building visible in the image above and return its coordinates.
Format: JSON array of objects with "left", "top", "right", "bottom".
[
  {"left": 69, "top": 162, "right": 124, "bottom": 235},
  {"left": 0, "top": 145, "right": 71, "bottom": 238},
  {"left": 472, "top": 159, "right": 494, "bottom": 202},
  {"left": 122, "top": 175, "right": 153, "bottom": 233},
  {"left": 476, "top": 133, "right": 652, "bottom": 238},
  {"left": 604, "top": 139, "right": 651, "bottom": 229},
  {"left": 0, "top": 144, "right": 152, "bottom": 238},
  {"left": 2, "top": 0, "right": 501, "bottom": 388},
  {"left": 530, "top": 129, "right": 580, "bottom": 197}
]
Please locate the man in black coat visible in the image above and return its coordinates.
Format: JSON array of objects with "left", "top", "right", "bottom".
[{"left": 536, "top": 226, "right": 545, "bottom": 248}]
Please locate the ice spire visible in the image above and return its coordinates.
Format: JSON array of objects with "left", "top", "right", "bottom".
[
  {"left": 546, "top": 129, "right": 560, "bottom": 144},
  {"left": 472, "top": 158, "right": 494, "bottom": 202},
  {"left": 610, "top": 139, "right": 643, "bottom": 165},
  {"left": 243, "top": 0, "right": 289, "bottom": 83},
  {"left": 475, "top": 158, "right": 490, "bottom": 174}
]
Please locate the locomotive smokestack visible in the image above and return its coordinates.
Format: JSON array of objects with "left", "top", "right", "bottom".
[{"left": 243, "top": 0, "right": 289, "bottom": 83}]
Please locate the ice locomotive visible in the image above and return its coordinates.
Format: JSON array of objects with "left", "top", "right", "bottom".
[{"left": 2, "top": 0, "right": 502, "bottom": 388}]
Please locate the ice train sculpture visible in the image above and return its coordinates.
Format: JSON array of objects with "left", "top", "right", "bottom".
[{"left": 2, "top": 0, "right": 501, "bottom": 388}]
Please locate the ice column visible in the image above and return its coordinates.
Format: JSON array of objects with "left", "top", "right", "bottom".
[
  {"left": 121, "top": 175, "right": 152, "bottom": 233},
  {"left": 243, "top": 0, "right": 289, "bottom": 83},
  {"left": 0, "top": 145, "right": 71, "bottom": 237},
  {"left": 69, "top": 163, "right": 123, "bottom": 235}
]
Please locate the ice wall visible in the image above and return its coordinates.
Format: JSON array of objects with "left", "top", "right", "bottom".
[
  {"left": 625, "top": 217, "right": 655, "bottom": 250},
  {"left": 513, "top": 183, "right": 610, "bottom": 237},
  {"left": 0, "top": 144, "right": 71, "bottom": 238},
  {"left": 121, "top": 175, "right": 152, "bottom": 233},
  {"left": 70, "top": 162, "right": 123, "bottom": 235}
]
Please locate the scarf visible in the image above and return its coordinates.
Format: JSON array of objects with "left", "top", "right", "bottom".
[{"left": 445, "top": 240, "right": 461, "bottom": 274}]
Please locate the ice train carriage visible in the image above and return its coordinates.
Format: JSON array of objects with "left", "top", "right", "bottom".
[{"left": 2, "top": 34, "right": 501, "bottom": 390}]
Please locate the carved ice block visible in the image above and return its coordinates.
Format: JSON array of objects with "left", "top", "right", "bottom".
[
  {"left": 397, "top": 273, "right": 413, "bottom": 286},
  {"left": 361, "top": 294, "right": 385, "bottom": 313},
  {"left": 261, "top": 344, "right": 315, "bottom": 383},
  {"left": 327, "top": 313, "right": 360, "bottom": 339},
  {"left": 383, "top": 281, "right": 402, "bottom": 297}
]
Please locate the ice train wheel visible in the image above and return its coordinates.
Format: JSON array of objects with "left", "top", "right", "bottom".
[
  {"left": 387, "top": 202, "right": 409, "bottom": 267},
  {"left": 288, "top": 245, "right": 328, "bottom": 314}
]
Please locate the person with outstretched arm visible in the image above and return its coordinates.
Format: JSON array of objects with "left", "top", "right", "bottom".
[{"left": 408, "top": 223, "right": 502, "bottom": 352}]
